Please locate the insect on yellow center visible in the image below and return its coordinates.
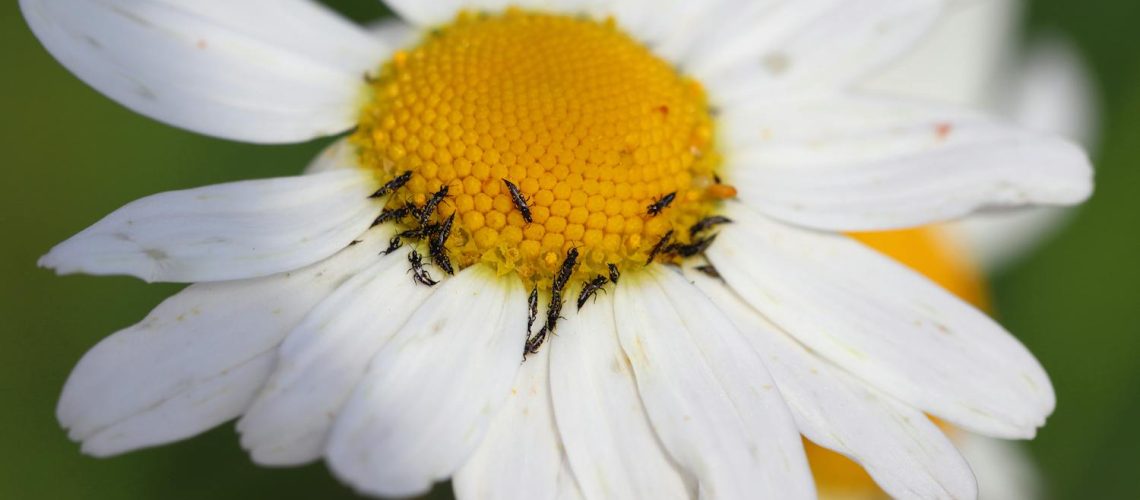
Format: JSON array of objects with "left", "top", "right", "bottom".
[{"left": 353, "top": 9, "right": 729, "bottom": 287}]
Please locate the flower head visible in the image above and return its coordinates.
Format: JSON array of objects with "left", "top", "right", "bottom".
[
  {"left": 24, "top": 0, "right": 1093, "bottom": 498},
  {"left": 352, "top": 9, "right": 726, "bottom": 285}
]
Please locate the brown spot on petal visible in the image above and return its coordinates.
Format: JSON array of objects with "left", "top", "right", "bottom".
[{"left": 763, "top": 52, "right": 791, "bottom": 75}]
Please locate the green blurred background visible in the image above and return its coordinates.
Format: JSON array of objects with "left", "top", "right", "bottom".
[{"left": 1, "top": 1, "right": 1137, "bottom": 499}]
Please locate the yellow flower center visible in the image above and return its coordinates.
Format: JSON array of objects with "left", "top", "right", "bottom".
[{"left": 352, "top": 9, "right": 726, "bottom": 287}]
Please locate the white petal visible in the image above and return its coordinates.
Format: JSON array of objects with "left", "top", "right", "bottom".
[
  {"left": 695, "top": 0, "right": 942, "bottom": 105},
  {"left": 707, "top": 204, "right": 1055, "bottom": 438},
  {"left": 81, "top": 352, "right": 274, "bottom": 457},
  {"left": 40, "top": 169, "right": 381, "bottom": 283},
  {"left": 688, "top": 269, "right": 977, "bottom": 500},
  {"left": 303, "top": 138, "right": 359, "bottom": 175},
  {"left": 326, "top": 265, "right": 528, "bottom": 497},
  {"left": 21, "top": 0, "right": 388, "bottom": 143},
  {"left": 614, "top": 267, "right": 814, "bottom": 499},
  {"left": 555, "top": 458, "right": 587, "bottom": 500},
  {"left": 238, "top": 249, "right": 435, "bottom": 465},
  {"left": 58, "top": 228, "right": 394, "bottom": 456},
  {"left": 382, "top": 0, "right": 505, "bottom": 26},
  {"left": 605, "top": 0, "right": 724, "bottom": 62},
  {"left": 862, "top": 0, "right": 1019, "bottom": 106},
  {"left": 548, "top": 292, "right": 690, "bottom": 500},
  {"left": 724, "top": 95, "right": 1093, "bottom": 231},
  {"left": 453, "top": 344, "right": 562, "bottom": 500}
]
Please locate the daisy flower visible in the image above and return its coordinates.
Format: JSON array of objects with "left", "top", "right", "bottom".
[{"left": 24, "top": 0, "right": 1093, "bottom": 499}]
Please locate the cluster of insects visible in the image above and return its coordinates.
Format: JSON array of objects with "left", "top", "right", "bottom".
[
  {"left": 366, "top": 172, "right": 732, "bottom": 359},
  {"left": 684, "top": 215, "right": 732, "bottom": 279},
  {"left": 515, "top": 188, "right": 732, "bottom": 360},
  {"left": 644, "top": 215, "right": 731, "bottom": 265},
  {"left": 644, "top": 191, "right": 732, "bottom": 263},
  {"left": 523, "top": 248, "right": 628, "bottom": 359},
  {"left": 523, "top": 247, "right": 579, "bottom": 358},
  {"left": 367, "top": 170, "right": 455, "bottom": 287}
]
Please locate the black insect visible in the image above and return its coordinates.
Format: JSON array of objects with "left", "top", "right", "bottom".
[
  {"left": 577, "top": 275, "right": 609, "bottom": 310},
  {"left": 646, "top": 230, "right": 674, "bottom": 265},
  {"left": 524, "top": 300, "right": 564, "bottom": 359},
  {"left": 440, "top": 213, "right": 455, "bottom": 244},
  {"left": 552, "top": 247, "right": 580, "bottom": 294},
  {"left": 502, "top": 179, "right": 533, "bottom": 223},
  {"left": 408, "top": 249, "right": 424, "bottom": 268},
  {"left": 689, "top": 215, "right": 732, "bottom": 237},
  {"left": 523, "top": 326, "right": 549, "bottom": 358},
  {"left": 405, "top": 202, "right": 425, "bottom": 222},
  {"left": 544, "top": 249, "right": 579, "bottom": 331},
  {"left": 407, "top": 250, "right": 437, "bottom": 286},
  {"left": 348, "top": 239, "right": 362, "bottom": 247},
  {"left": 381, "top": 235, "right": 403, "bottom": 255},
  {"left": 694, "top": 264, "right": 721, "bottom": 279},
  {"left": 544, "top": 293, "right": 565, "bottom": 333},
  {"left": 369, "top": 171, "right": 412, "bottom": 199},
  {"left": 667, "top": 234, "right": 718, "bottom": 258},
  {"left": 646, "top": 192, "right": 677, "bottom": 216},
  {"left": 399, "top": 223, "right": 441, "bottom": 240},
  {"left": 419, "top": 185, "right": 450, "bottom": 225},
  {"left": 527, "top": 286, "right": 539, "bottom": 333},
  {"left": 429, "top": 214, "right": 455, "bottom": 275},
  {"left": 371, "top": 204, "right": 414, "bottom": 227},
  {"left": 607, "top": 263, "right": 620, "bottom": 284}
]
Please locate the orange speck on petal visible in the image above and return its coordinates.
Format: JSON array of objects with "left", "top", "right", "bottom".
[{"left": 935, "top": 122, "right": 953, "bottom": 140}]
